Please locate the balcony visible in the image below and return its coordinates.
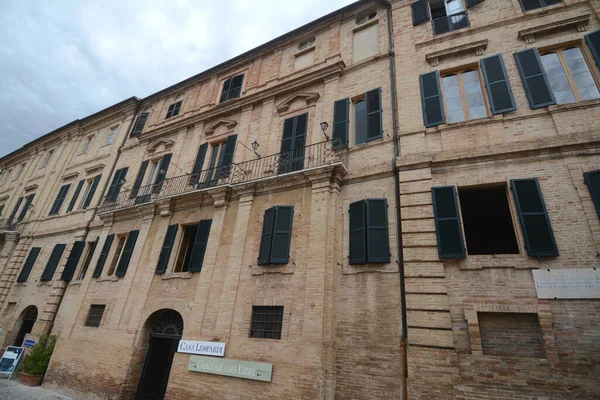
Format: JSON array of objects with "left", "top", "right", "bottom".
[
  {"left": 0, "top": 218, "right": 24, "bottom": 233},
  {"left": 99, "top": 139, "right": 348, "bottom": 213},
  {"left": 432, "top": 11, "right": 469, "bottom": 36}
]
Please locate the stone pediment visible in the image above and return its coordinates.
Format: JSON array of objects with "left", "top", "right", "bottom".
[
  {"left": 204, "top": 119, "right": 238, "bottom": 136},
  {"left": 147, "top": 139, "right": 175, "bottom": 155},
  {"left": 276, "top": 93, "right": 320, "bottom": 114}
]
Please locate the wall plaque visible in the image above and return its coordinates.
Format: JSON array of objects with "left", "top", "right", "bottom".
[
  {"left": 178, "top": 340, "right": 225, "bottom": 357},
  {"left": 188, "top": 355, "right": 273, "bottom": 382},
  {"left": 532, "top": 268, "right": 600, "bottom": 299}
]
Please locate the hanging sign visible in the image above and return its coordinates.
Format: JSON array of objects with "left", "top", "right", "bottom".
[
  {"left": 177, "top": 340, "right": 226, "bottom": 357},
  {"left": 188, "top": 355, "right": 273, "bottom": 382},
  {"left": 0, "top": 346, "right": 25, "bottom": 378}
]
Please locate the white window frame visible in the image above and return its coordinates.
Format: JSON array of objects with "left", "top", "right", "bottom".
[{"left": 105, "top": 126, "right": 118, "bottom": 145}]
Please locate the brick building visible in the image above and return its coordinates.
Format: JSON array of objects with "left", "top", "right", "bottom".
[{"left": 0, "top": 0, "right": 599, "bottom": 399}]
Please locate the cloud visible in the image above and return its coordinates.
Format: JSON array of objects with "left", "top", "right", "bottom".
[{"left": 0, "top": 0, "right": 356, "bottom": 158}]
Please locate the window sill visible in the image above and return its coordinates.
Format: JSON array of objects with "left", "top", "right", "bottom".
[
  {"left": 295, "top": 45, "right": 315, "bottom": 58},
  {"left": 424, "top": 115, "right": 502, "bottom": 134},
  {"left": 69, "top": 281, "right": 83, "bottom": 286},
  {"left": 547, "top": 98, "right": 600, "bottom": 113},
  {"left": 251, "top": 262, "right": 295, "bottom": 276},
  {"left": 454, "top": 254, "right": 539, "bottom": 270},
  {"left": 37, "top": 281, "right": 53, "bottom": 286},
  {"left": 160, "top": 272, "right": 193, "bottom": 280},
  {"left": 348, "top": 135, "right": 390, "bottom": 152},
  {"left": 352, "top": 18, "right": 379, "bottom": 33},
  {"left": 96, "top": 276, "right": 120, "bottom": 282},
  {"left": 14, "top": 282, "right": 27, "bottom": 287}
]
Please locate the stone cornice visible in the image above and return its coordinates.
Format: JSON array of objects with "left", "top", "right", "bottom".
[
  {"left": 425, "top": 40, "right": 488, "bottom": 67},
  {"left": 517, "top": 14, "right": 590, "bottom": 44}
]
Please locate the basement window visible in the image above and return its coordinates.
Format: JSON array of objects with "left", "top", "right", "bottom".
[
  {"left": 250, "top": 306, "right": 284, "bottom": 339},
  {"left": 174, "top": 224, "right": 198, "bottom": 272},
  {"left": 85, "top": 304, "right": 106, "bottom": 327},
  {"left": 478, "top": 312, "right": 545, "bottom": 358},
  {"left": 458, "top": 186, "right": 519, "bottom": 255}
]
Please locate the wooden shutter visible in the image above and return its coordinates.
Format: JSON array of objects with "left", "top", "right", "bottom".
[
  {"left": 17, "top": 194, "right": 35, "bottom": 223},
  {"left": 93, "top": 234, "right": 114, "bottom": 278},
  {"left": 412, "top": 0, "right": 430, "bottom": 26},
  {"left": 156, "top": 224, "right": 178, "bottom": 274},
  {"left": 8, "top": 197, "right": 23, "bottom": 225},
  {"left": 270, "top": 206, "right": 294, "bottom": 264},
  {"left": 115, "top": 230, "right": 139, "bottom": 277},
  {"left": 585, "top": 30, "right": 600, "bottom": 71},
  {"left": 229, "top": 74, "right": 245, "bottom": 99},
  {"left": 514, "top": 48, "right": 556, "bottom": 109},
  {"left": 220, "top": 76, "right": 233, "bottom": 103},
  {"left": 258, "top": 208, "right": 276, "bottom": 265},
  {"left": 66, "top": 179, "right": 85, "bottom": 213},
  {"left": 188, "top": 220, "right": 212, "bottom": 272},
  {"left": 190, "top": 143, "right": 208, "bottom": 184},
  {"left": 41, "top": 244, "right": 66, "bottom": 281},
  {"left": 511, "top": 178, "right": 558, "bottom": 257},
  {"left": 132, "top": 112, "right": 149, "bottom": 135},
  {"left": 82, "top": 175, "right": 102, "bottom": 209},
  {"left": 480, "top": 54, "right": 517, "bottom": 114},
  {"left": 131, "top": 160, "right": 149, "bottom": 198},
  {"left": 49, "top": 184, "right": 71, "bottom": 216},
  {"left": 349, "top": 200, "right": 367, "bottom": 264},
  {"left": 420, "top": 71, "right": 446, "bottom": 127},
  {"left": 432, "top": 186, "right": 466, "bottom": 259},
  {"left": 366, "top": 199, "right": 390, "bottom": 263},
  {"left": 61, "top": 241, "right": 85, "bottom": 281},
  {"left": 366, "top": 88, "right": 383, "bottom": 141},
  {"left": 17, "top": 247, "right": 41, "bottom": 283},
  {"left": 155, "top": 154, "right": 172, "bottom": 187},
  {"left": 466, "top": 0, "right": 485, "bottom": 6},
  {"left": 584, "top": 170, "right": 600, "bottom": 222},
  {"left": 333, "top": 98, "right": 350, "bottom": 148},
  {"left": 107, "top": 168, "right": 128, "bottom": 202}
]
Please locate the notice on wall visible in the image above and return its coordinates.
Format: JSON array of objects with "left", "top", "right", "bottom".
[
  {"left": 178, "top": 340, "right": 225, "bottom": 357},
  {"left": 0, "top": 346, "right": 24, "bottom": 376},
  {"left": 188, "top": 355, "right": 273, "bottom": 382},
  {"left": 532, "top": 268, "right": 600, "bottom": 299},
  {"left": 23, "top": 339, "right": 36, "bottom": 348}
]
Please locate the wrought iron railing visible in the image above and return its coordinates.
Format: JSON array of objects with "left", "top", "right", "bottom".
[
  {"left": 99, "top": 139, "right": 348, "bottom": 213},
  {"left": 432, "top": 11, "right": 469, "bottom": 36},
  {"left": 0, "top": 218, "right": 23, "bottom": 233}
]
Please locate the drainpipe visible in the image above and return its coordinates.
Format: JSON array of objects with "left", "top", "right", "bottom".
[{"left": 373, "top": 1, "right": 408, "bottom": 399}]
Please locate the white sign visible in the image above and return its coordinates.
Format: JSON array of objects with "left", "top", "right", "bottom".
[
  {"left": 188, "top": 355, "right": 273, "bottom": 382},
  {"left": 177, "top": 340, "right": 225, "bottom": 357},
  {"left": 532, "top": 268, "right": 600, "bottom": 299}
]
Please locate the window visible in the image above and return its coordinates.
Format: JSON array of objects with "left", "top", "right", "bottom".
[
  {"left": 156, "top": 220, "right": 211, "bottom": 274},
  {"left": 132, "top": 112, "right": 149, "bottom": 135},
  {"left": 61, "top": 241, "right": 86, "bottom": 282},
  {"left": 356, "top": 10, "right": 377, "bottom": 25},
  {"left": 17, "top": 193, "right": 35, "bottom": 223},
  {"left": 78, "top": 175, "right": 102, "bottom": 210},
  {"left": 2, "top": 169, "right": 12, "bottom": 186},
  {"left": 49, "top": 184, "right": 71, "bottom": 216},
  {"left": 353, "top": 20, "right": 379, "bottom": 62},
  {"left": 0, "top": 170, "right": 5, "bottom": 186},
  {"left": 258, "top": 206, "right": 294, "bottom": 265},
  {"left": 458, "top": 186, "right": 519, "bottom": 255},
  {"left": 77, "top": 241, "right": 98, "bottom": 280},
  {"left": 85, "top": 305, "right": 106, "bottom": 327},
  {"left": 540, "top": 47, "right": 600, "bottom": 105},
  {"left": 206, "top": 143, "right": 225, "bottom": 183},
  {"left": 429, "top": 0, "right": 469, "bottom": 35},
  {"left": 0, "top": 204, "right": 4, "bottom": 218},
  {"left": 40, "top": 244, "right": 67, "bottom": 281},
  {"left": 107, "top": 236, "right": 127, "bottom": 276},
  {"left": 105, "top": 126, "right": 118, "bottom": 145},
  {"left": 106, "top": 167, "right": 129, "bottom": 202},
  {"left": 349, "top": 199, "right": 391, "bottom": 264},
  {"left": 353, "top": 88, "right": 383, "bottom": 145},
  {"left": 298, "top": 37, "right": 315, "bottom": 51},
  {"left": 442, "top": 69, "right": 488, "bottom": 123},
  {"left": 174, "top": 225, "right": 198, "bottom": 272},
  {"left": 81, "top": 136, "right": 94, "bottom": 154},
  {"left": 40, "top": 150, "right": 54, "bottom": 169},
  {"left": 519, "top": 0, "right": 562, "bottom": 12},
  {"left": 250, "top": 306, "right": 284, "bottom": 339},
  {"left": 220, "top": 74, "right": 244, "bottom": 103},
  {"left": 13, "top": 163, "right": 25, "bottom": 181},
  {"left": 584, "top": 170, "right": 600, "bottom": 222},
  {"left": 166, "top": 96, "right": 183, "bottom": 119},
  {"left": 478, "top": 312, "right": 545, "bottom": 358},
  {"left": 16, "top": 247, "right": 41, "bottom": 283}
]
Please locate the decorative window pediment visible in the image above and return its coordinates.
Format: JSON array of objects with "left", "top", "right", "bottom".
[
  {"left": 85, "top": 163, "right": 105, "bottom": 175},
  {"left": 276, "top": 92, "right": 320, "bottom": 114},
  {"left": 24, "top": 184, "right": 38, "bottom": 193},
  {"left": 204, "top": 119, "right": 238, "bottom": 136},
  {"left": 426, "top": 39, "right": 488, "bottom": 67},
  {"left": 147, "top": 139, "right": 175, "bottom": 156},
  {"left": 517, "top": 15, "right": 590, "bottom": 44}
]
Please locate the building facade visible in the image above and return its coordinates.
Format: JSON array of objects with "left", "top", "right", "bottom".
[{"left": 1, "top": 0, "right": 600, "bottom": 399}]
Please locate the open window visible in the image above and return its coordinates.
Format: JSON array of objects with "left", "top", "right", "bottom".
[
  {"left": 174, "top": 225, "right": 198, "bottom": 272},
  {"left": 107, "top": 235, "right": 127, "bottom": 276},
  {"left": 166, "top": 95, "right": 183, "bottom": 119},
  {"left": 429, "top": 0, "right": 469, "bottom": 35}
]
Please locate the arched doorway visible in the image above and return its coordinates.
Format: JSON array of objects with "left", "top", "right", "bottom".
[
  {"left": 14, "top": 306, "right": 37, "bottom": 346},
  {"left": 136, "top": 309, "right": 183, "bottom": 400}
]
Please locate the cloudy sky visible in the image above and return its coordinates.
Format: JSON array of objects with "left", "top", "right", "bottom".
[{"left": 0, "top": 0, "right": 356, "bottom": 158}]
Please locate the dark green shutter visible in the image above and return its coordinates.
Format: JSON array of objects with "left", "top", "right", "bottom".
[
  {"left": 258, "top": 208, "right": 276, "bottom": 265},
  {"left": 366, "top": 199, "right": 390, "bottom": 263},
  {"left": 82, "top": 175, "right": 102, "bottom": 209},
  {"left": 190, "top": 143, "right": 208, "bottom": 184},
  {"left": 132, "top": 112, "right": 149, "bottom": 135},
  {"left": 349, "top": 201, "right": 367, "bottom": 264},
  {"left": 432, "top": 186, "right": 466, "bottom": 259},
  {"left": 93, "top": 234, "right": 114, "bottom": 278},
  {"left": 366, "top": 88, "right": 383, "bottom": 141},
  {"left": 333, "top": 98, "right": 349, "bottom": 148},
  {"left": 156, "top": 224, "right": 178, "bottom": 274},
  {"left": 420, "top": 71, "right": 446, "bottom": 128},
  {"left": 466, "top": 0, "right": 485, "bottom": 6},
  {"left": 188, "top": 220, "right": 212, "bottom": 272},
  {"left": 221, "top": 135, "right": 238, "bottom": 167},
  {"left": 8, "top": 197, "right": 23, "bottom": 225},
  {"left": 61, "top": 241, "right": 85, "bottom": 281},
  {"left": 584, "top": 170, "right": 600, "bottom": 222},
  {"left": 17, "top": 247, "right": 41, "bottom": 283},
  {"left": 270, "top": 206, "right": 294, "bottom": 264},
  {"left": 155, "top": 154, "right": 172, "bottom": 187},
  {"left": 585, "top": 30, "right": 600, "bottom": 71},
  {"left": 17, "top": 194, "right": 35, "bottom": 223},
  {"left": 115, "top": 230, "right": 139, "bottom": 277},
  {"left": 79, "top": 239, "right": 98, "bottom": 279},
  {"left": 220, "top": 76, "right": 233, "bottom": 103},
  {"left": 131, "top": 160, "right": 149, "bottom": 198},
  {"left": 41, "top": 244, "right": 66, "bottom": 281},
  {"left": 229, "top": 74, "right": 244, "bottom": 99},
  {"left": 107, "top": 168, "right": 128, "bottom": 202},
  {"left": 412, "top": 0, "right": 430, "bottom": 26},
  {"left": 514, "top": 48, "right": 556, "bottom": 109},
  {"left": 49, "top": 184, "right": 71, "bottom": 216},
  {"left": 66, "top": 180, "right": 85, "bottom": 213},
  {"left": 480, "top": 54, "right": 517, "bottom": 114},
  {"left": 511, "top": 178, "right": 558, "bottom": 257}
]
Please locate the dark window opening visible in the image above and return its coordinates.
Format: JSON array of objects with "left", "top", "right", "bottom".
[
  {"left": 166, "top": 100, "right": 182, "bottom": 119},
  {"left": 250, "top": 306, "right": 284, "bottom": 339},
  {"left": 519, "top": 0, "right": 562, "bottom": 12},
  {"left": 174, "top": 225, "right": 198, "bottom": 272},
  {"left": 85, "top": 304, "right": 106, "bottom": 327},
  {"left": 458, "top": 186, "right": 519, "bottom": 255},
  {"left": 429, "top": 0, "right": 469, "bottom": 35},
  {"left": 220, "top": 74, "right": 244, "bottom": 103}
]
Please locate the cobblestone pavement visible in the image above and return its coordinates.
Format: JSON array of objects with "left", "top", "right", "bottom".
[{"left": 0, "top": 378, "right": 73, "bottom": 399}]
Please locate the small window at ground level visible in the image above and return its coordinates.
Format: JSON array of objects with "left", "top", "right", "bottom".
[
  {"left": 519, "top": 0, "right": 562, "bottom": 12},
  {"left": 458, "top": 186, "right": 519, "bottom": 255},
  {"left": 174, "top": 225, "right": 198, "bottom": 272},
  {"left": 250, "top": 306, "right": 284, "bottom": 339},
  {"left": 107, "top": 236, "right": 127, "bottom": 276},
  {"left": 85, "top": 304, "right": 106, "bottom": 327},
  {"left": 478, "top": 312, "right": 545, "bottom": 358}
]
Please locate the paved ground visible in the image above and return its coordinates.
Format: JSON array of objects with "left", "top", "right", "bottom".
[{"left": 0, "top": 378, "right": 73, "bottom": 399}]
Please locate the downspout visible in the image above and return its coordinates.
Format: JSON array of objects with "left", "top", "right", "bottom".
[{"left": 373, "top": 1, "right": 408, "bottom": 399}]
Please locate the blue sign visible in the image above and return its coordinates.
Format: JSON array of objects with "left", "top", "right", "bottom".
[{"left": 23, "top": 339, "right": 36, "bottom": 348}]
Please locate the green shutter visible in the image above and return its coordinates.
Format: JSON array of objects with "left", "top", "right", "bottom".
[
  {"left": 8, "top": 197, "right": 23, "bottom": 225},
  {"left": 155, "top": 154, "right": 172, "bottom": 187},
  {"left": 132, "top": 112, "right": 149, "bottom": 135},
  {"left": 131, "top": 160, "right": 149, "bottom": 198},
  {"left": 412, "top": 0, "right": 430, "bottom": 26},
  {"left": 270, "top": 206, "right": 294, "bottom": 264},
  {"left": 190, "top": 143, "right": 208, "bottom": 185},
  {"left": 585, "top": 30, "right": 600, "bottom": 71},
  {"left": 349, "top": 200, "right": 367, "bottom": 264},
  {"left": 514, "top": 48, "right": 556, "bottom": 109},
  {"left": 219, "top": 135, "right": 238, "bottom": 180},
  {"left": 332, "top": 98, "right": 350, "bottom": 148},
  {"left": 366, "top": 88, "right": 383, "bottom": 141},
  {"left": 49, "top": 184, "right": 71, "bottom": 216},
  {"left": 156, "top": 225, "right": 178, "bottom": 274},
  {"left": 107, "top": 168, "right": 128, "bottom": 202},
  {"left": 115, "top": 230, "right": 139, "bottom": 277},
  {"left": 420, "top": 71, "right": 446, "bottom": 128},
  {"left": 258, "top": 208, "right": 276, "bottom": 265},
  {"left": 66, "top": 180, "right": 85, "bottom": 213},
  {"left": 17, "top": 194, "right": 35, "bottom": 223},
  {"left": 188, "top": 220, "right": 212, "bottom": 272},
  {"left": 432, "top": 186, "right": 466, "bottom": 259},
  {"left": 220, "top": 76, "right": 233, "bottom": 103},
  {"left": 511, "top": 178, "right": 558, "bottom": 257},
  {"left": 82, "top": 175, "right": 102, "bottom": 209},
  {"left": 61, "top": 241, "right": 85, "bottom": 281},
  {"left": 366, "top": 199, "right": 391, "bottom": 263},
  {"left": 229, "top": 74, "right": 245, "bottom": 99},
  {"left": 17, "top": 247, "right": 41, "bottom": 283},
  {"left": 466, "top": 0, "right": 485, "bottom": 6},
  {"left": 480, "top": 54, "right": 517, "bottom": 115},
  {"left": 584, "top": 170, "right": 600, "bottom": 222},
  {"left": 41, "top": 244, "right": 67, "bottom": 281},
  {"left": 93, "top": 234, "right": 114, "bottom": 278},
  {"left": 79, "top": 239, "right": 98, "bottom": 279}
]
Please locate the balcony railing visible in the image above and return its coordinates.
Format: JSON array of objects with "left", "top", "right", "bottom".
[
  {"left": 432, "top": 11, "right": 469, "bottom": 36},
  {"left": 0, "top": 218, "right": 24, "bottom": 233},
  {"left": 99, "top": 139, "right": 348, "bottom": 213}
]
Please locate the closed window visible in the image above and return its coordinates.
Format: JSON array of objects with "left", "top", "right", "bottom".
[
  {"left": 105, "top": 126, "right": 118, "bottom": 145},
  {"left": 107, "top": 236, "right": 127, "bottom": 276},
  {"left": 353, "top": 88, "right": 383, "bottom": 145},
  {"left": 16, "top": 247, "right": 41, "bottom": 283},
  {"left": 174, "top": 224, "right": 198, "bottom": 272},
  {"left": 584, "top": 170, "right": 600, "bottom": 223},
  {"left": 356, "top": 10, "right": 377, "bottom": 25},
  {"left": 353, "top": 20, "right": 379, "bottom": 62},
  {"left": 81, "top": 136, "right": 94, "bottom": 154},
  {"left": 166, "top": 96, "right": 183, "bottom": 119},
  {"left": 40, "top": 244, "right": 66, "bottom": 281},
  {"left": 258, "top": 206, "right": 294, "bottom": 265},
  {"left": 442, "top": 69, "right": 488, "bottom": 123},
  {"left": 132, "top": 112, "right": 149, "bottom": 135},
  {"left": 13, "top": 163, "right": 25, "bottom": 181},
  {"left": 40, "top": 149, "right": 54, "bottom": 169},
  {"left": 250, "top": 306, "right": 284, "bottom": 339},
  {"left": 219, "top": 74, "right": 244, "bottom": 103},
  {"left": 349, "top": 199, "right": 391, "bottom": 264},
  {"left": 519, "top": 0, "right": 562, "bottom": 12},
  {"left": 85, "top": 304, "right": 106, "bottom": 327},
  {"left": 49, "top": 184, "right": 71, "bottom": 216},
  {"left": 78, "top": 175, "right": 102, "bottom": 210},
  {"left": 430, "top": 0, "right": 469, "bottom": 35}
]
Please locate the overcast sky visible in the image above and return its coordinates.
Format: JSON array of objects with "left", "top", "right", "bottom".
[{"left": 0, "top": 0, "right": 356, "bottom": 158}]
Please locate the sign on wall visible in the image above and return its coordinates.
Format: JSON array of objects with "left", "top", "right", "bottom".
[
  {"left": 23, "top": 339, "right": 36, "bottom": 348},
  {"left": 177, "top": 340, "right": 225, "bottom": 357},
  {"left": 0, "top": 346, "right": 24, "bottom": 378},
  {"left": 188, "top": 355, "right": 273, "bottom": 382},
  {"left": 532, "top": 268, "right": 600, "bottom": 299}
]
